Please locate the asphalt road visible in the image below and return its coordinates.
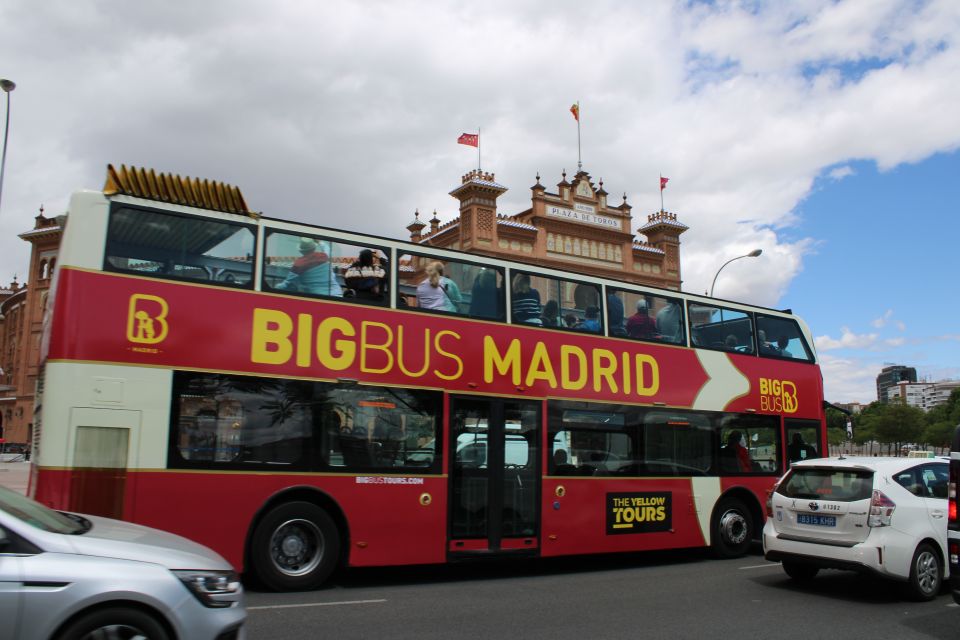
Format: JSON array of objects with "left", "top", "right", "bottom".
[{"left": 243, "top": 547, "right": 958, "bottom": 640}]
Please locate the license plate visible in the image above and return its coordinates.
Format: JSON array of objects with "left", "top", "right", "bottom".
[{"left": 797, "top": 513, "right": 836, "bottom": 527}]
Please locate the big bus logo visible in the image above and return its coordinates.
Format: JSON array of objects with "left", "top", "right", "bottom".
[
  {"left": 127, "top": 294, "right": 170, "bottom": 345},
  {"left": 759, "top": 377, "right": 798, "bottom": 414}
]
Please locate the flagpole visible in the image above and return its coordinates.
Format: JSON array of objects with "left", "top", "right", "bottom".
[
  {"left": 478, "top": 126, "right": 481, "bottom": 172},
  {"left": 576, "top": 101, "right": 582, "bottom": 171},
  {"left": 660, "top": 173, "right": 664, "bottom": 212}
]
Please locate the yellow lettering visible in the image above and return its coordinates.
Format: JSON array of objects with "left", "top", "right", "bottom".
[
  {"left": 296, "top": 314, "right": 312, "bottom": 368},
  {"left": 251, "top": 308, "right": 293, "bottom": 365},
  {"left": 316, "top": 317, "right": 356, "bottom": 370},
  {"left": 525, "top": 342, "right": 558, "bottom": 388},
  {"left": 484, "top": 336, "right": 521, "bottom": 385},
  {"left": 592, "top": 349, "right": 618, "bottom": 394},
  {"left": 396, "top": 325, "right": 431, "bottom": 377},
  {"left": 760, "top": 378, "right": 769, "bottom": 395},
  {"left": 434, "top": 330, "right": 463, "bottom": 381},
  {"left": 360, "top": 321, "right": 394, "bottom": 374},
  {"left": 560, "top": 345, "right": 587, "bottom": 390},
  {"left": 635, "top": 354, "right": 660, "bottom": 397}
]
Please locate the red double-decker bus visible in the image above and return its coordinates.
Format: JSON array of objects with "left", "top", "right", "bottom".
[{"left": 32, "top": 165, "right": 827, "bottom": 590}]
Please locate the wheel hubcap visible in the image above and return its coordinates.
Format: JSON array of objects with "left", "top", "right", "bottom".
[
  {"left": 916, "top": 550, "right": 939, "bottom": 594},
  {"left": 270, "top": 518, "right": 324, "bottom": 577},
  {"left": 719, "top": 509, "right": 748, "bottom": 545}
]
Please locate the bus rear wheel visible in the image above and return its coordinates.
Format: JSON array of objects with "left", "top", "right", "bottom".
[
  {"left": 711, "top": 497, "right": 753, "bottom": 558},
  {"left": 251, "top": 501, "right": 340, "bottom": 591}
]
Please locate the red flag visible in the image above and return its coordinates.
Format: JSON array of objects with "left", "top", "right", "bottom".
[
  {"left": 458, "top": 133, "right": 479, "bottom": 147},
  {"left": 660, "top": 176, "right": 669, "bottom": 190},
  {"left": 570, "top": 103, "right": 580, "bottom": 121}
]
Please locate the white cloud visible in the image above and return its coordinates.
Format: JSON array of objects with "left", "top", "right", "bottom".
[
  {"left": 872, "top": 309, "right": 894, "bottom": 328},
  {"left": 815, "top": 327, "right": 879, "bottom": 351},
  {"left": 828, "top": 165, "right": 855, "bottom": 180}
]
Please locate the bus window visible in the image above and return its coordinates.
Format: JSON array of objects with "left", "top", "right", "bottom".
[
  {"left": 717, "top": 414, "right": 780, "bottom": 474},
  {"left": 755, "top": 314, "right": 813, "bottom": 362},
  {"left": 397, "top": 252, "right": 503, "bottom": 320},
  {"left": 642, "top": 411, "right": 712, "bottom": 476},
  {"left": 514, "top": 271, "right": 600, "bottom": 332},
  {"left": 171, "top": 373, "right": 314, "bottom": 467},
  {"left": 169, "top": 372, "right": 441, "bottom": 473},
  {"left": 688, "top": 302, "right": 754, "bottom": 354},
  {"left": 105, "top": 206, "right": 255, "bottom": 286},
  {"left": 549, "top": 403, "right": 633, "bottom": 476},
  {"left": 322, "top": 385, "right": 441, "bottom": 472},
  {"left": 263, "top": 231, "right": 388, "bottom": 302},
  {"left": 785, "top": 418, "right": 822, "bottom": 465},
  {"left": 609, "top": 288, "right": 686, "bottom": 345}
]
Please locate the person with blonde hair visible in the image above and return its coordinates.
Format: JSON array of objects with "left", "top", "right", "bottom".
[{"left": 416, "top": 261, "right": 461, "bottom": 312}]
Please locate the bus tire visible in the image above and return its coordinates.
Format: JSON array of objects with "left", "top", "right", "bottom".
[
  {"left": 711, "top": 497, "right": 753, "bottom": 558},
  {"left": 56, "top": 606, "right": 169, "bottom": 640},
  {"left": 251, "top": 501, "right": 340, "bottom": 591}
]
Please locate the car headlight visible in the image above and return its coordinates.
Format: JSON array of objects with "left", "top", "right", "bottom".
[{"left": 173, "top": 570, "right": 242, "bottom": 608}]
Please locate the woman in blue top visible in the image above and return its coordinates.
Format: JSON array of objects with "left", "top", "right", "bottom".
[{"left": 416, "top": 261, "right": 461, "bottom": 312}]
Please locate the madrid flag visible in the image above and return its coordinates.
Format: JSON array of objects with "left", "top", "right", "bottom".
[{"left": 458, "top": 133, "right": 479, "bottom": 147}]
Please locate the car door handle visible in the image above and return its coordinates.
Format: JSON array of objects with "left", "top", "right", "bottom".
[{"left": 931, "top": 511, "right": 945, "bottom": 519}]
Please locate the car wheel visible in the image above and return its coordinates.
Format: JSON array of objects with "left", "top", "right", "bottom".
[
  {"left": 904, "top": 542, "right": 942, "bottom": 601},
  {"left": 782, "top": 561, "right": 819, "bottom": 582},
  {"left": 251, "top": 501, "right": 340, "bottom": 591},
  {"left": 711, "top": 497, "right": 753, "bottom": 558},
  {"left": 56, "top": 606, "right": 169, "bottom": 640}
]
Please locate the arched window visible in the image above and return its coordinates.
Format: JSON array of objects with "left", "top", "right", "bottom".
[{"left": 39, "top": 259, "right": 48, "bottom": 280}]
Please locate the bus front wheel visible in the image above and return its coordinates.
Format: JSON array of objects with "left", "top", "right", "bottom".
[
  {"left": 711, "top": 497, "right": 753, "bottom": 558},
  {"left": 251, "top": 501, "right": 340, "bottom": 591}
]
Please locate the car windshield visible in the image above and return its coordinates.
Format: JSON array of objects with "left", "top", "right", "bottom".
[
  {"left": 0, "top": 485, "right": 88, "bottom": 534},
  {"left": 777, "top": 468, "right": 873, "bottom": 502}
]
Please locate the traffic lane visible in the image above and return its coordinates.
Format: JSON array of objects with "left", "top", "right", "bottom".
[{"left": 244, "top": 550, "right": 957, "bottom": 640}]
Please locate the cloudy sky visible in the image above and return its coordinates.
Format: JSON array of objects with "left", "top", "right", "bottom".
[{"left": 1, "top": 0, "right": 958, "bottom": 402}]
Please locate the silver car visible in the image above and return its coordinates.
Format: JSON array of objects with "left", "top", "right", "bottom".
[{"left": 0, "top": 486, "right": 245, "bottom": 639}]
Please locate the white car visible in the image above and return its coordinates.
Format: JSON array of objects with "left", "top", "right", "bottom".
[
  {"left": 763, "top": 456, "right": 949, "bottom": 601},
  {"left": 0, "top": 486, "right": 246, "bottom": 639}
]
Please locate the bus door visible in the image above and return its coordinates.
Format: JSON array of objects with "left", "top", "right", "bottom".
[
  {"left": 68, "top": 408, "right": 141, "bottom": 520},
  {"left": 448, "top": 397, "right": 540, "bottom": 556}
]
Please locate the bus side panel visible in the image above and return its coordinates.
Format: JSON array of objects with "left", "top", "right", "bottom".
[
  {"left": 722, "top": 354, "right": 823, "bottom": 421},
  {"left": 119, "top": 472, "right": 448, "bottom": 571},
  {"left": 540, "top": 477, "right": 705, "bottom": 557}
]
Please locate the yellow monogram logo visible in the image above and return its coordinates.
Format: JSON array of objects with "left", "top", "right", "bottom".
[{"left": 127, "top": 294, "right": 169, "bottom": 344}]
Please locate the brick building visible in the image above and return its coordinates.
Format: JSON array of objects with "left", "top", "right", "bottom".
[
  {"left": 0, "top": 209, "right": 63, "bottom": 447},
  {"left": 408, "top": 168, "right": 687, "bottom": 290}
]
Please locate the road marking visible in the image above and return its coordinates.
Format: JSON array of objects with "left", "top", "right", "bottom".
[
  {"left": 738, "top": 562, "right": 781, "bottom": 570},
  {"left": 249, "top": 599, "right": 387, "bottom": 611}
]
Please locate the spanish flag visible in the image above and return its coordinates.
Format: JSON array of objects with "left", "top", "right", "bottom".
[{"left": 570, "top": 103, "right": 580, "bottom": 121}]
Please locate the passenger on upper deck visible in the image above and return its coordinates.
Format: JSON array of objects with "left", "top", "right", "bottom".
[
  {"left": 656, "top": 301, "right": 682, "bottom": 343},
  {"left": 607, "top": 293, "right": 625, "bottom": 336},
  {"left": 777, "top": 335, "right": 793, "bottom": 358},
  {"left": 344, "top": 249, "right": 386, "bottom": 301},
  {"left": 578, "top": 306, "right": 601, "bottom": 333},
  {"left": 626, "top": 299, "right": 657, "bottom": 339},
  {"left": 275, "top": 238, "right": 343, "bottom": 296},
  {"left": 468, "top": 268, "right": 502, "bottom": 319},
  {"left": 511, "top": 273, "right": 543, "bottom": 325},
  {"left": 416, "top": 261, "right": 461, "bottom": 312},
  {"left": 541, "top": 299, "right": 560, "bottom": 327}
]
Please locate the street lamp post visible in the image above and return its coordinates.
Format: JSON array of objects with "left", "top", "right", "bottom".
[
  {"left": 710, "top": 249, "right": 762, "bottom": 297},
  {"left": 0, "top": 78, "right": 15, "bottom": 215}
]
